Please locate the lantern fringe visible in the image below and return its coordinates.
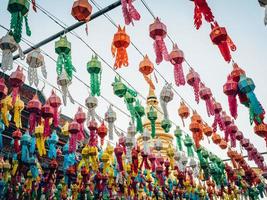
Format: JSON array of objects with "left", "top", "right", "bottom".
[
  {"left": 174, "top": 64, "right": 185, "bottom": 86},
  {"left": 151, "top": 120, "right": 156, "bottom": 139},
  {"left": 218, "top": 42, "right": 231, "bottom": 62},
  {"left": 28, "top": 68, "right": 39, "bottom": 87},
  {"left": 43, "top": 118, "right": 51, "bottom": 137},
  {"left": 212, "top": 114, "right": 225, "bottom": 132},
  {"left": 36, "top": 135, "right": 46, "bottom": 156},
  {"left": 143, "top": 75, "right": 155, "bottom": 89},
  {"left": 108, "top": 123, "right": 114, "bottom": 140},
  {"left": 21, "top": 144, "right": 29, "bottom": 163},
  {"left": 193, "top": 0, "right": 214, "bottom": 29},
  {"left": 193, "top": 76, "right": 200, "bottom": 104},
  {"left": 29, "top": 113, "right": 37, "bottom": 134},
  {"left": 57, "top": 53, "right": 75, "bottom": 81},
  {"left": 205, "top": 98, "right": 215, "bottom": 117},
  {"left": 11, "top": 12, "right": 23, "bottom": 43},
  {"left": 11, "top": 87, "right": 19, "bottom": 106},
  {"left": 13, "top": 99, "right": 23, "bottom": 128},
  {"left": 90, "top": 72, "right": 101, "bottom": 96},
  {"left": 69, "top": 133, "right": 77, "bottom": 153},
  {"left": 113, "top": 47, "right": 128, "bottom": 69},
  {"left": 1, "top": 50, "right": 13, "bottom": 72},
  {"left": 228, "top": 95, "right": 237, "bottom": 119},
  {"left": 160, "top": 98, "right": 168, "bottom": 119},
  {"left": 48, "top": 142, "right": 57, "bottom": 159},
  {"left": 53, "top": 107, "right": 59, "bottom": 128},
  {"left": 24, "top": 15, "right": 31, "bottom": 36},
  {"left": 30, "top": 136, "right": 36, "bottom": 154},
  {"left": 154, "top": 36, "right": 169, "bottom": 65}
]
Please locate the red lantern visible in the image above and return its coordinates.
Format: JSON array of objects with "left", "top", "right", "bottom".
[
  {"left": 97, "top": 121, "right": 107, "bottom": 146},
  {"left": 223, "top": 75, "right": 238, "bottom": 119},
  {"left": 114, "top": 144, "right": 124, "bottom": 171},
  {"left": 111, "top": 26, "right": 130, "bottom": 69},
  {"left": 203, "top": 123, "right": 213, "bottom": 137},
  {"left": 212, "top": 132, "right": 221, "bottom": 144},
  {"left": 71, "top": 0, "right": 92, "bottom": 22},
  {"left": 212, "top": 101, "right": 225, "bottom": 132},
  {"left": 48, "top": 90, "right": 62, "bottom": 128},
  {"left": 169, "top": 44, "right": 185, "bottom": 86},
  {"left": 191, "top": 0, "right": 214, "bottom": 29},
  {"left": 254, "top": 123, "right": 267, "bottom": 138},
  {"left": 68, "top": 120, "right": 80, "bottom": 153},
  {"left": 27, "top": 94, "right": 42, "bottom": 134},
  {"left": 9, "top": 66, "right": 25, "bottom": 105},
  {"left": 12, "top": 129, "right": 22, "bottom": 153},
  {"left": 199, "top": 83, "right": 214, "bottom": 117},
  {"left": 74, "top": 107, "right": 86, "bottom": 142},
  {"left": 219, "top": 139, "right": 227, "bottom": 149},
  {"left": 235, "top": 131, "right": 243, "bottom": 141},
  {"left": 186, "top": 68, "right": 200, "bottom": 104},
  {"left": 139, "top": 55, "right": 155, "bottom": 89},
  {"left": 41, "top": 102, "right": 53, "bottom": 137},
  {"left": 149, "top": 17, "right": 169, "bottom": 64},
  {"left": 178, "top": 101, "right": 190, "bottom": 127},
  {"left": 121, "top": 0, "right": 140, "bottom": 25},
  {"left": 230, "top": 62, "right": 245, "bottom": 82},
  {"left": 88, "top": 120, "right": 98, "bottom": 147},
  {"left": 210, "top": 22, "right": 236, "bottom": 62},
  {"left": 0, "top": 78, "right": 7, "bottom": 100}
]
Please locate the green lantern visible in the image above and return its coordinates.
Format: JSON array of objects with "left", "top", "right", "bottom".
[
  {"left": 112, "top": 76, "right": 127, "bottom": 98},
  {"left": 134, "top": 100, "right": 145, "bottom": 133},
  {"left": 124, "top": 91, "right": 136, "bottom": 121},
  {"left": 8, "top": 0, "right": 31, "bottom": 43},
  {"left": 183, "top": 134, "right": 194, "bottom": 157},
  {"left": 196, "top": 148, "right": 210, "bottom": 180},
  {"left": 147, "top": 106, "right": 157, "bottom": 138},
  {"left": 87, "top": 55, "right": 102, "bottom": 96},
  {"left": 161, "top": 118, "right": 171, "bottom": 133},
  {"left": 174, "top": 126, "right": 183, "bottom": 151},
  {"left": 55, "top": 36, "right": 75, "bottom": 81}
]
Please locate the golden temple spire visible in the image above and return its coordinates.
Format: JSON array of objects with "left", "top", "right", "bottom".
[{"left": 147, "top": 86, "right": 158, "bottom": 106}]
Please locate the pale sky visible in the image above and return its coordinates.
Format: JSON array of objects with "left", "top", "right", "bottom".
[{"left": 0, "top": 0, "right": 266, "bottom": 166}]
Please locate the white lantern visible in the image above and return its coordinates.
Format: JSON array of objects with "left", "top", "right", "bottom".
[
  {"left": 160, "top": 83, "right": 173, "bottom": 120},
  {"left": 57, "top": 68, "right": 74, "bottom": 106},
  {"left": 104, "top": 105, "right": 116, "bottom": 140},
  {"left": 26, "top": 48, "right": 47, "bottom": 87},
  {"left": 85, "top": 93, "right": 98, "bottom": 120},
  {"left": 0, "top": 33, "right": 24, "bottom": 72}
]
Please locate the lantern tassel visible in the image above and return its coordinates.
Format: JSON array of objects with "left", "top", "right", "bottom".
[
  {"left": 218, "top": 42, "right": 231, "bottom": 62},
  {"left": 69, "top": 133, "right": 77, "bottom": 153},
  {"left": 136, "top": 116, "right": 143, "bottom": 133},
  {"left": 24, "top": 15, "right": 31, "bottom": 36},
  {"left": 205, "top": 98, "right": 215, "bottom": 117},
  {"left": 121, "top": 0, "right": 131, "bottom": 25},
  {"left": 115, "top": 47, "right": 128, "bottom": 69},
  {"left": 194, "top": 3, "right": 202, "bottom": 29},
  {"left": 108, "top": 122, "right": 114, "bottom": 140},
  {"left": 154, "top": 36, "right": 169, "bottom": 65},
  {"left": 247, "top": 92, "right": 264, "bottom": 118},
  {"left": 11, "top": 87, "right": 19, "bottom": 105},
  {"left": 193, "top": 76, "right": 200, "bottom": 104},
  {"left": 48, "top": 142, "right": 56, "bottom": 159},
  {"left": 11, "top": 12, "right": 23, "bottom": 43},
  {"left": 43, "top": 118, "right": 51, "bottom": 137},
  {"left": 128, "top": 0, "right": 141, "bottom": 21},
  {"left": 36, "top": 135, "right": 46, "bottom": 156},
  {"left": 143, "top": 75, "right": 155, "bottom": 89},
  {"left": 174, "top": 64, "right": 185, "bottom": 86},
  {"left": 160, "top": 99, "right": 168, "bottom": 119},
  {"left": 1, "top": 49, "right": 13, "bottom": 72},
  {"left": 29, "top": 113, "right": 36, "bottom": 134},
  {"left": 21, "top": 143, "right": 29, "bottom": 162},
  {"left": 30, "top": 136, "right": 36, "bottom": 154},
  {"left": 228, "top": 95, "right": 237, "bottom": 119}
]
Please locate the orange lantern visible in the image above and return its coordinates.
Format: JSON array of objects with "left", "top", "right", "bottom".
[
  {"left": 211, "top": 132, "right": 221, "bottom": 144},
  {"left": 219, "top": 139, "right": 227, "bottom": 149},
  {"left": 254, "top": 123, "right": 267, "bottom": 138},
  {"left": 189, "top": 120, "right": 202, "bottom": 149},
  {"left": 203, "top": 123, "right": 213, "bottom": 137},
  {"left": 178, "top": 101, "right": 190, "bottom": 126},
  {"left": 191, "top": 110, "right": 202, "bottom": 124},
  {"left": 71, "top": 0, "right": 92, "bottom": 22},
  {"left": 139, "top": 55, "right": 155, "bottom": 89},
  {"left": 97, "top": 121, "right": 107, "bottom": 146},
  {"left": 111, "top": 26, "right": 130, "bottom": 69}
]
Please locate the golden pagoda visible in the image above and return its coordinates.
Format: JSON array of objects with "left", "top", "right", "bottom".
[{"left": 137, "top": 87, "right": 173, "bottom": 156}]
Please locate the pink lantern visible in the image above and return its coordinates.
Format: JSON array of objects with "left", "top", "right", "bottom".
[
  {"left": 9, "top": 66, "right": 25, "bottom": 105},
  {"left": 27, "top": 94, "right": 42, "bottom": 134},
  {"left": 149, "top": 17, "right": 169, "bottom": 64},
  {"left": 47, "top": 90, "right": 62, "bottom": 128},
  {"left": 169, "top": 44, "right": 185, "bottom": 86},
  {"left": 74, "top": 107, "right": 86, "bottom": 142},
  {"left": 41, "top": 102, "right": 53, "bottom": 137},
  {"left": 199, "top": 83, "right": 214, "bottom": 117},
  {"left": 68, "top": 120, "right": 80, "bottom": 153},
  {"left": 186, "top": 68, "right": 200, "bottom": 104},
  {"left": 212, "top": 101, "right": 225, "bottom": 132}
]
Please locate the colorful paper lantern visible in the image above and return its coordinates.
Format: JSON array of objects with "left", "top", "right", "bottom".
[
  {"left": 0, "top": 32, "right": 24, "bottom": 72},
  {"left": 186, "top": 68, "right": 200, "bottom": 104},
  {"left": 41, "top": 102, "right": 53, "bottom": 137},
  {"left": 112, "top": 76, "right": 127, "bottom": 98},
  {"left": 191, "top": 0, "right": 214, "bottom": 29},
  {"left": 68, "top": 120, "right": 80, "bottom": 153},
  {"left": 104, "top": 105, "right": 116, "bottom": 140},
  {"left": 74, "top": 107, "right": 86, "bottom": 142},
  {"left": 27, "top": 94, "right": 41, "bottom": 134},
  {"left": 178, "top": 101, "right": 190, "bottom": 127},
  {"left": 87, "top": 55, "right": 102, "bottom": 96},
  {"left": 55, "top": 36, "right": 75, "bottom": 81},
  {"left": 169, "top": 43, "right": 185, "bottom": 86},
  {"left": 71, "top": 0, "right": 92, "bottom": 21},
  {"left": 199, "top": 83, "right": 214, "bottom": 117},
  {"left": 48, "top": 90, "right": 62, "bottom": 128},
  {"left": 121, "top": 0, "right": 140, "bottom": 25},
  {"left": 212, "top": 101, "right": 225, "bottom": 132},
  {"left": 139, "top": 55, "right": 155, "bottom": 89},
  {"left": 147, "top": 106, "right": 157, "bottom": 138},
  {"left": 26, "top": 48, "right": 47, "bottom": 87},
  {"left": 9, "top": 66, "right": 25, "bottom": 105},
  {"left": 210, "top": 22, "right": 236, "bottom": 62},
  {"left": 0, "top": 95, "right": 13, "bottom": 127},
  {"left": 111, "top": 26, "right": 130, "bottom": 69},
  {"left": 149, "top": 17, "right": 169, "bottom": 64},
  {"left": 97, "top": 121, "right": 107, "bottom": 146},
  {"left": 8, "top": 0, "right": 31, "bottom": 43}
]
